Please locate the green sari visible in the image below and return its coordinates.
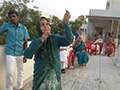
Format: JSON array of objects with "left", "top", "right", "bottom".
[
  {"left": 74, "top": 40, "right": 89, "bottom": 65},
  {"left": 38, "top": 61, "right": 62, "bottom": 90},
  {"left": 33, "top": 18, "right": 61, "bottom": 90},
  {"left": 24, "top": 17, "right": 74, "bottom": 90}
]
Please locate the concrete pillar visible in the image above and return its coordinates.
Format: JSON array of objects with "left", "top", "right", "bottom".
[
  {"left": 111, "top": 20, "right": 114, "bottom": 33},
  {"left": 115, "top": 38, "right": 118, "bottom": 48},
  {"left": 116, "top": 45, "right": 120, "bottom": 67},
  {"left": 116, "top": 20, "right": 120, "bottom": 38}
]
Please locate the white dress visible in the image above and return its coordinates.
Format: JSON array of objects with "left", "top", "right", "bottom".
[
  {"left": 91, "top": 38, "right": 103, "bottom": 52},
  {"left": 60, "top": 46, "right": 69, "bottom": 69}
]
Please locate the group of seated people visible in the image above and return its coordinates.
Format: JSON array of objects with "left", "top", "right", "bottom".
[
  {"left": 92, "top": 34, "right": 116, "bottom": 56},
  {"left": 60, "top": 34, "right": 116, "bottom": 74},
  {"left": 60, "top": 36, "right": 89, "bottom": 73}
]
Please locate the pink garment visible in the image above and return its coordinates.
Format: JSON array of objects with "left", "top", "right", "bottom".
[{"left": 111, "top": 34, "right": 116, "bottom": 38}]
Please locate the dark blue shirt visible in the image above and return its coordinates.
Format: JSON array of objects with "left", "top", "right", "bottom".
[{"left": 75, "top": 31, "right": 81, "bottom": 40}]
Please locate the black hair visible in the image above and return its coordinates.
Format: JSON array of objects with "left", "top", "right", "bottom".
[
  {"left": 39, "top": 17, "right": 49, "bottom": 22},
  {"left": 39, "top": 17, "right": 50, "bottom": 26},
  {"left": 77, "top": 28, "right": 80, "bottom": 30},
  {"left": 8, "top": 11, "right": 19, "bottom": 16}
]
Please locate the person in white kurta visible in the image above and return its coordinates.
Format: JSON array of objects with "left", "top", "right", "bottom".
[
  {"left": 60, "top": 46, "right": 69, "bottom": 73},
  {"left": 91, "top": 35, "right": 103, "bottom": 52}
]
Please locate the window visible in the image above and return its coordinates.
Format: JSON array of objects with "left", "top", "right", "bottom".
[{"left": 106, "top": 2, "right": 110, "bottom": 10}]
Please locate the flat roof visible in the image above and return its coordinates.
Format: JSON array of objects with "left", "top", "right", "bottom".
[{"left": 86, "top": 9, "right": 120, "bottom": 20}]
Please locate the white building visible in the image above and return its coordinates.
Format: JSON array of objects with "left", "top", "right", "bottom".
[
  {"left": 106, "top": 0, "right": 120, "bottom": 10},
  {"left": 39, "top": 11, "right": 52, "bottom": 19},
  {"left": 86, "top": 0, "right": 120, "bottom": 47}
]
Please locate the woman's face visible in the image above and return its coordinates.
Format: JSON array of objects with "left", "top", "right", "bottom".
[
  {"left": 40, "top": 19, "right": 51, "bottom": 34},
  {"left": 78, "top": 37, "right": 82, "bottom": 42}
]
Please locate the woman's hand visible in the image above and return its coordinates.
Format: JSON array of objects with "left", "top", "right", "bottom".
[
  {"left": 40, "top": 32, "right": 51, "bottom": 42},
  {"left": 63, "top": 10, "right": 71, "bottom": 23},
  {"left": 81, "top": 50, "right": 85, "bottom": 53},
  {"left": 74, "top": 42, "right": 80, "bottom": 48}
]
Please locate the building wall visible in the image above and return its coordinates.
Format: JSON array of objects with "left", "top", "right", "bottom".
[
  {"left": 0, "top": 41, "right": 34, "bottom": 90},
  {"left": 106, "top": 0, "right": 120, "bottom": 10},
  {"left": 39, "top": 11, "right": 52, "bottom": 19},
  {"left": 86, "top": 19, "right": 120, "bottom": 40},
  {"left": 86, "top": 20, "right": 94, "bottom": 41}
]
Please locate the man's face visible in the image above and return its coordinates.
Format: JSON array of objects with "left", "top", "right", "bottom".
[{"left": 8, "top": 13, "right": 19, "bottom": 24}]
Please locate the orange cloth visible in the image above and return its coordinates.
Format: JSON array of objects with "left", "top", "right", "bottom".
[{"left": 105, "top": 41, "right": 115, "bottom": 55}]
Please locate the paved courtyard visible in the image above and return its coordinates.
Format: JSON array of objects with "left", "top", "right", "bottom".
[{"left": 21, "top": 51, "right": 120, "bottom": 90}]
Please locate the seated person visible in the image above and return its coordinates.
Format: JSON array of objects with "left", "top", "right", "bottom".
[
  {"left": 60, "top": 46, "right": 69, "bottom": 73},
  {"left": 73, "top": 36, "right": 89, "bottom": 66},
  {"left": 93, "top": 34, "right": 97, "bottom": 42},
  {"left": 111, "top": 31, "right": 116, "bottom": 39},
  {"left": 91, "top": 35, "right": 103, "bottom": 53},
  {"left": 105, "top": 38, "right": 116, "bottom": 56}
]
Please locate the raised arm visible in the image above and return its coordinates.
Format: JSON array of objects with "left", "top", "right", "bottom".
[
  {"left": 58, "top": 10, "right": 74, "bottom": 46},
  {"left": 74, "top": 41, "right": 80, "bottom": 48}
]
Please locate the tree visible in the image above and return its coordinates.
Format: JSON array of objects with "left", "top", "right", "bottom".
[
  {"left": 0, "top": 0, "right": 87, "bottom": 45},
  {"left": 78, "top": 15, "right": 87, "bottom": 24},
  {"left": 50, "top": 16, "right": 64, "bottom": 35},
  {"left": 70, "top": 15, "right": 87, "bottom": 35},
  {"left": 49, "top": 15, "right": 87, "bottom": 36}
]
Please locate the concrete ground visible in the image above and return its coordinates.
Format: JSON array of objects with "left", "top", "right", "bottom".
[{"left": 22, "top": 52, "right": 120, "bottom": 90}]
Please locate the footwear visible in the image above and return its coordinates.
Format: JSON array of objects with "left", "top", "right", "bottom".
[
  {"left": 83, "top": 63, "right": 87, "bottom": 67},
  {"left": 61, "top": 69, "right": 65, "bottom": 74}
]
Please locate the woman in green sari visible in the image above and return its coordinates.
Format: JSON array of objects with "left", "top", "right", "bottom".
[
  {"left": 73, "top": 36, "right": 89, "bottom": 66},
  {"left": 24, "top": 10, "right": 74, "bottom": 90}
]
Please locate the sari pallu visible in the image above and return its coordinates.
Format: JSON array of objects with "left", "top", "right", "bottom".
[
  {"left": 74, "top": 41, "right": 89, "bottom": 65},
  {"left": 32, "top": 45, "right": 62, "bottom": 90},
  {"left": 34, "top": 61, "right": 62, "bottom": 90}
]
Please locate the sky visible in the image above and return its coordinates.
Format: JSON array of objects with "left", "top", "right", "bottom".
[
  {"left": 0, "top": 0, "right": 107, "bottom": 20},
  {"left": 27, "top": 0, "right": 107, "bottom": 20}
]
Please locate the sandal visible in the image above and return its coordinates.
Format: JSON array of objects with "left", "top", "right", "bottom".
[{"left": 61, "top": 69, "right": 65, "bottom": 74}]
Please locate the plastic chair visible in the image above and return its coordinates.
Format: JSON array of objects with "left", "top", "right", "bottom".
[
  {"left": 67, "top": 40, "right": 75, "bottom": 69},
  {"left": 71, "top": 49, "right": 76, "bottom": 66},
  {"left": 85, "top": 41, "right": 97, "bottom": 56},
  {"left": 85, "top": 41, "right": 93, "bottom": 53},
  {"left": 67, "top": 49, "right": 74, "bottom": 69}
]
